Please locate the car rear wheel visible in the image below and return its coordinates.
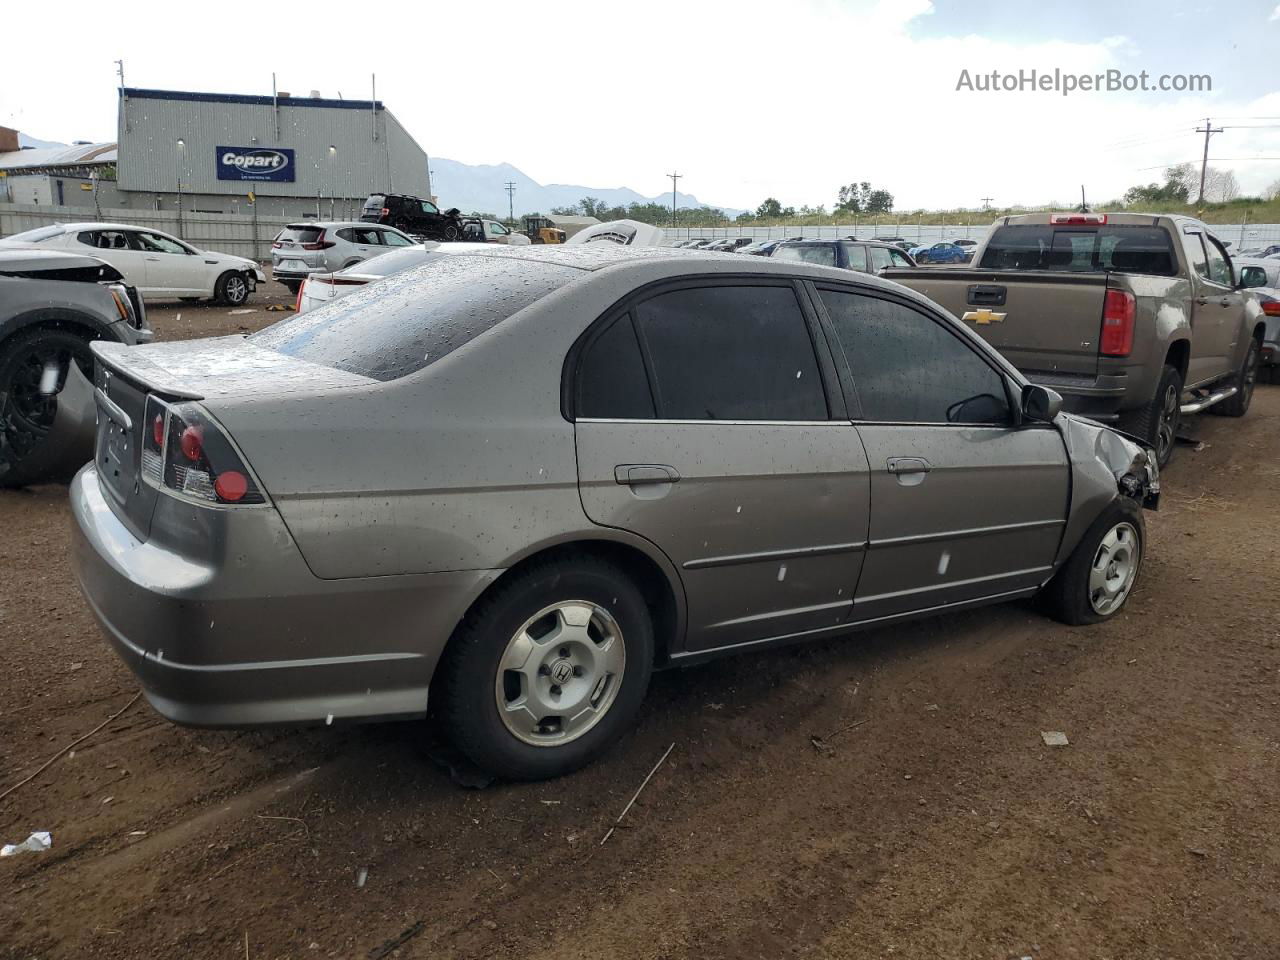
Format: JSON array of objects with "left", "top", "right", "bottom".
[
  {"left": 438, "top": 556, "right": 654, "bottom": 780},
  {"left": 1212, "top": 337, "right": 1259, "bottom": 417},
  {"left": 0, "top": 327, "right": 94, "bottom": 488},
  {"left": 1039, "top": 499, "right": 1144, "bottom": 626},
  {"left": 215, "top": 271, "right": 251, "bottom": 306},
  {"left": 1119, "top": 364, "right": 1181, "bottom": 469}
]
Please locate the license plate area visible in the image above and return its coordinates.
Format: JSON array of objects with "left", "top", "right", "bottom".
[{"left": 93, "top": 366, "right": 159, "bottom": 541}]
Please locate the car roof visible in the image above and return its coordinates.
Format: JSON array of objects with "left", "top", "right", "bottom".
[
  {"left": 435, "top": 242, "right": 932, "bottom": 299},
  {"left": 286, "top": 221, "right": 394, "bottom": 229},
  {"left": 0, "top": 247, "right": 109, "bottom": 270}
]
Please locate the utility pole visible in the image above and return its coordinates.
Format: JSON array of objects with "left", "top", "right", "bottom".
[
  {"left": 1196, "top": 118, "right": 1223, "bottom": 206},
  {"left": 505, "top": 181, "right": 517, "bottom": 228},
  {"left": 667, "top": 171, "right": 682, "bottom": 228},
  {"left": 980, "top": 196, "right": 993, "bottom": 210}
]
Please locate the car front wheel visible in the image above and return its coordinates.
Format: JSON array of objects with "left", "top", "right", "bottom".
[
  {"left": 216, "top": 271, "right": 251, "bottom": 306},
  {"left": 1040, "top": 499, "right": 1144, "bottom": 626},
  {"left": 438, "top": 556, "right": 654, "bottom": 780}
]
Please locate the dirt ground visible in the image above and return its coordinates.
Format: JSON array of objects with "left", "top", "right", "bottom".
[{"left": 1, "top": 292, "right": 1278, "bottom": 959}]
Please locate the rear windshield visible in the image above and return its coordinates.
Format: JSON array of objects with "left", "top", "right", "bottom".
[
  {"left": 363, "top": 195, "right": 385, "bottom": 209},
  {"left": 279, "top": 226, "right": 324, "bottom": 243},
  {"left": 252, "top": 255, "right": 579, "bottom": 381},
  {"left": 979, "top": 224, "right": 1177, "bottom": 276}
]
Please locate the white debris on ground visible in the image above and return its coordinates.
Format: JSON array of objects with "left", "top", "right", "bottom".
[
  {"left": 1, "top": 831, "right": 52, "bottom": 856},
  {"left": 1040, "top": 731, "right": 1070, "bottom": 747}
]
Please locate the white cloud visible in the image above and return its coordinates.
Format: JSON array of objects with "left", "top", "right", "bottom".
[{"left": 1270, "top": 3, "right": 1280, "bottom": 20}]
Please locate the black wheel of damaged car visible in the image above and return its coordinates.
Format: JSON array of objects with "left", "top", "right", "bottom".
[
  {"left": 1039, "top": 498, "right": 1145, "bottom": 626},
  {"left": 0, "top": 327, "right": 94, "bottom": 486},
  {"left": 437, "top": 555, "right": 654, "bottom": 780}
]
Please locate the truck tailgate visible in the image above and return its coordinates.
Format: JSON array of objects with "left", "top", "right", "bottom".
[{"left": 885, "top": 269, "right": 1108, "bottom": 378}]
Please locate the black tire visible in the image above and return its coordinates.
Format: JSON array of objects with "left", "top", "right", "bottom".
[
  {"left": 215, "top": 271, "right": 251, "bottom": 306},
  {"left": 1212, "top": 337, "right": 1259, "bottom": 417},
  {"left": 1118, "top": 363, "right": 1181, "bottom": 469},
  {"left": 1039, "top": 498, "right": 1145, "bottom": 626},
  {"left": 0, "top": 327, "right": 95, "bottom": 489},
  {"left": 443, "top": 223, "right": 460, "bottom": 241},
  {"left": 437, "top": 555, "right": 654, "bottom": 780}
]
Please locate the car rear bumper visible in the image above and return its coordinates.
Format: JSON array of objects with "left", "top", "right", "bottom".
[{"left": 69, "top": 465, "right": 499, "bottom": 727}]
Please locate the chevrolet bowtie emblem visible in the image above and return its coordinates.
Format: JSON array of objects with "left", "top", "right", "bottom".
[{"left": 962, "top": 308, "right": 1007, "bottom": 325}]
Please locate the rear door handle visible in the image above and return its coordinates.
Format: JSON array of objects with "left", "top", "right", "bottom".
[
  {"left": 614, "top": 464, "right": 681, "bottom": 485},
  {"left": 886, "top": 457, "right": 931, "bottom": 475}
]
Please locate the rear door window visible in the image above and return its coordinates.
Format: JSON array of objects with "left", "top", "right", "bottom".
[
  {"left": 382, "top": 230, "right": 413, "bottom": 247},
  {"left": 773, "top": 244, "right": 838, "bottom": 267},
  {"left": 631, "top": 284, "right": 827, "bottom": 421},
  {"left": 842, "top": 243, "right": 869, "bottom": 271},
  {"left": 819, "top": 288, "right": 1011, "bottom": 425},
  {"left": 252, "top": 256, "right": 578, "bottom": 381},
  {"left": 576, "top": 315, "right": 656, "bottom": 419},
  {"left": 867, "top": 246, "right": 894, "bottom": 272}
]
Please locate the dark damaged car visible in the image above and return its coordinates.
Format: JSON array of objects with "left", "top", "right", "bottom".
[
  {"left": 70, "top": 246, "right": 1157, "bottom": 781},
  {"left": 1, "top": 248, "right": 152, "bottom": 487}
]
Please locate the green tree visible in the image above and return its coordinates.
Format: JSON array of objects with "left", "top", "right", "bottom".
[
  {"left": 756, "top": 197, "right": 784, "bottom": 218},
  {"left": 865, "top": 189, "right": 894, "bottom": 214}
]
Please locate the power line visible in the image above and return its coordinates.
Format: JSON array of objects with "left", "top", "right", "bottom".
[
  {"left": 667, "top": 171, "right": 682, "bottom": 227},
  {"left": 1196, "top": 118, "right": 1224, "bottom": 205}
]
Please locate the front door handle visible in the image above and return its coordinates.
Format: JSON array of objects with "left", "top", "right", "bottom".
[
  {"left": 614, "top": 464, "right": 681, "bottom": 485},
  {"left": 886, "top": 457, "right": 931, "bottom": 475}
]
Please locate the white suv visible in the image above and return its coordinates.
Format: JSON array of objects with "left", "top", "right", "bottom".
[{"left": 270, "top": 221, "right": 415, "bottom": 292}]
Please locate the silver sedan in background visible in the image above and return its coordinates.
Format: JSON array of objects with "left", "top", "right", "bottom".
[{"left": 71, "top": 246, "right": 1158, "bottom": 780}]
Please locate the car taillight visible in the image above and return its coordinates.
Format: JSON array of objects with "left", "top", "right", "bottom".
[
  {"left": 380, "top": 207, "right": 390, "bottom": 218},
  {"left": 301, "top": 230, "right": 334, "bottom": 251},
  {"left": 1101, "top": 289, "right": 1136, "bottom": 357},
  {"left": 1261, "top": 301, "right": 1280, "bottom": 317},
  {"left": 143, "top": 398, "right": 264, "bottom": 505},
  {"left": 1051, "top": 213, "right": 1108, "bottom": 225},
  {"left": 295, "top": 282, "right": 305, "bottom": 312},
  {"left": 271, "top": 241, "right": 283, "bottom": 249}
]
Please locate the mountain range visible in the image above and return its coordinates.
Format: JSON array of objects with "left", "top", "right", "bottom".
[{"left": 428, "top": 157, "right": 745, "bottom": 219}]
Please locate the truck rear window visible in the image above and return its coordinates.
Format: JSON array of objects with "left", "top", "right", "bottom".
[
  {"left": 251, "top": 255, "right": 578, "bottom": 381},
  {"left": 979, "top": 225, "right": 1177, "bottom": 276}
]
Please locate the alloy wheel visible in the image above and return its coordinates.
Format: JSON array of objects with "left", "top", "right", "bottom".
[
  {"left": 1087, "top": 521, "right": 1140, "bottom": 616},
  {"left": 225, "top": 275, "right": 248, "bottom": 304},
  {"left": 494, "top": 600, "right": 626, "bottom": 747}
]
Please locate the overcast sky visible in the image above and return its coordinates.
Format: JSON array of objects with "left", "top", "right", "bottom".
[{"left": 3, "top": 0, "right": 1279, "bottom": 212}]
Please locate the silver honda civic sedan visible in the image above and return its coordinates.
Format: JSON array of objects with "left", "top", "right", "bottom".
[{"left": 70, "top": 245, "right": 1159, "bottom": 780}]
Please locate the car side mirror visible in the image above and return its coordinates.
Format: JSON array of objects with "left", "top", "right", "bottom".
[{"left": 1021, "top": 384, "right": 1062, "bottom": 422}]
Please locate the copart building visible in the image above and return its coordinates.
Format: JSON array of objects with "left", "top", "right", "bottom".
[{"left": 0, "top": 86, "right": 432, "bottom": 219}]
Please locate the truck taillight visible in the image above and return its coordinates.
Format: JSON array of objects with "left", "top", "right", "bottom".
[
  {"left": 1051, "top": 213, "right": 1108, "bottom": 225},
  {"left": 143, "top": 397, "right": 264, "bottom": 505},
  {"left": 1101, "top": 289, "right": 1136, "bottom": 357}
]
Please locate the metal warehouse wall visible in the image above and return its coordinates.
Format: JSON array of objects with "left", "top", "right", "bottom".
[{"left": 117, "top": 90, "right": 430, "bottom": 200}]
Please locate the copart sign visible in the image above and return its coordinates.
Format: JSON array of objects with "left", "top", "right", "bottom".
[{"left": 216, "top": 146, "right": 295, "bottom": 182}]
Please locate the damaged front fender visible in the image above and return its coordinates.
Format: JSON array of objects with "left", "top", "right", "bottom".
[{"left": 1054, "top": 413, "right": 1160, "bottom": 566}]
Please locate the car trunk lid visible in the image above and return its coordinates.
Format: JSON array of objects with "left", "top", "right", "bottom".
[{"left": 90, "top": 338, "right": 375, "bottom": 540}]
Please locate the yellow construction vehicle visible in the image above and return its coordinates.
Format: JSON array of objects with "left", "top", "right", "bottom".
[{"left": 523, "top": 216, "right": 566, "bottom": 244}]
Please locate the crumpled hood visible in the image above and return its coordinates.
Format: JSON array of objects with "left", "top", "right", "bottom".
[{"left": 92, "top": 336, "right": 374, "bottom": 400}]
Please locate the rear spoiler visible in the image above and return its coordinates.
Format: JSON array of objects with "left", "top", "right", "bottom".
[{"left": 91, "top": 341, "right": 204, "bottom": 400}]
